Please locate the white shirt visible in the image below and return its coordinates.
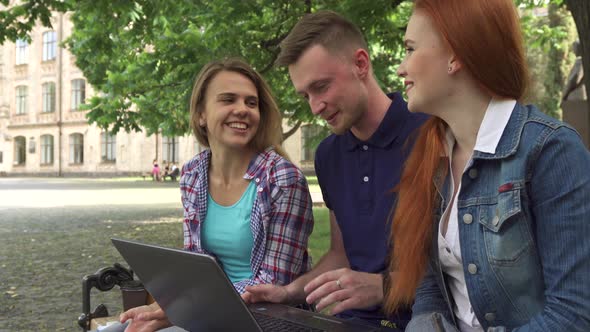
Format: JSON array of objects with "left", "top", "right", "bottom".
[{"left": 438, "top": 98, "right": 516, "bottom": 332}]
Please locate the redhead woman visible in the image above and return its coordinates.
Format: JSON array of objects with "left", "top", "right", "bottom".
[
  {"left": 115, "top": 59, "right": 314, "bottom": 332},
  {"left": 386, "top": 0, "right": 590, "bottom": 331}
]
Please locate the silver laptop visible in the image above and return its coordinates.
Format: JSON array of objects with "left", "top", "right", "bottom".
[{"left": 111, "top": 238, "right": 381, "bottom": 332}]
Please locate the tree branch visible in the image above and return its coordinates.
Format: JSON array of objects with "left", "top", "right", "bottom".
[
  {"left": 282, "top": 120, "right": 302, "bottom": 140},
  {"left": 259, "top": 1, "right": 292, "bottom": 73},
  {"left": 391, "top": 0, "right": 404, "bottom": 9}
]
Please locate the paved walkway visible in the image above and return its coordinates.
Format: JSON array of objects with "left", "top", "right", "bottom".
[
  {"left": 0, "top": 177, "right": 323, "bottom": 330},
  {"left": 0, "top": 177, "right": 324, "bottom": 209}
]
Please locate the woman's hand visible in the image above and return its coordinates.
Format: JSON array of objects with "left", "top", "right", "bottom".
[{"left": 119, "top": 302, "right": 172, "bottom": 332}]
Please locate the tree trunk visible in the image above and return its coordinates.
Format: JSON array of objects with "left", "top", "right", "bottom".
[
  {"left": 566, "top": 0, "right": 590, "bottom": 113},
  {"left": 546, "top": 3, "right": 568, "bottom": 119},
  {"left": 282, "top": 120, "right": 302, "bottom": 141}
]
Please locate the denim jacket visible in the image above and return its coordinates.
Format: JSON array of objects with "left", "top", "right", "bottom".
[{"left": 408, "top": 103, "right": 590, "bottom": 332}]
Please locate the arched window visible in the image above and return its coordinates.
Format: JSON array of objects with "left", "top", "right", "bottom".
[
  {"left": 42, "top": 82, "right": 56, "bottom": 113},
  {"left": 162, "top": 136, "right": 179, "bottom": 163},
  {"left": 301, "top": 124, "right": 324, "bottom": 162},
  {"left": 40, "top": 134, "right": 54, "bottom": 165},
  {"left": 42, "top": 31, "right": 57, "bottom": 61},
  {"left": 15, "top": 39, "right": 28, "bottom": 65},
  {"left": 14, "top": 136, "right": 26, "bottom": 165},
  {"left": 69, "top": 133, "right": 84, "bottom": 164},
  {"left": 71, "top": 79, "right": 86, "bottom": 111},
  {"left": 16, "top": 86, "right": 27, "bottom": 115},
  {"left": 100, "top": 131, "right": 116, "bottom": 162}
]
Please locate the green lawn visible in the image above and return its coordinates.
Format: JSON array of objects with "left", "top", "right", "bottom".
[
  {"left": 309, "top": 207, "right": 330, "bottom": 265},
  {"left": 305, "top": 176, "right": 321, "bottom": 193}
]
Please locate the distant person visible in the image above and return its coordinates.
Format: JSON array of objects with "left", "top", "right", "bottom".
[
  {"left": 168, "top": 163, "right": 179, "bottom": 181},
  {"left": 116, "top": 58, "right": 314, "bottom": 332},
  {"left": 162, "top": 163, "right": 170, "bottom": 179},
  {"left": 387, "top": 0, "right": 590, "bottom": 331},
  {"left": 243, "top": 10, "right": 427, "bottom": 330},
  {"left": 151, "top": 160, "right": 161, "bottom": 182}
]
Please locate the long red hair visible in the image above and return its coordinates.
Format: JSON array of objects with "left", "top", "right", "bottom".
[{"left": 385, "top": 0, "right": 529, "bottom": 312}]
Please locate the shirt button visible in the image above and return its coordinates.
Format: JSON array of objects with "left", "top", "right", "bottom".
[
  {"left": 255, "top": 178, "right": 260, "bottom": 183},
  {"left": 363, "top": 176, "right": 369, "bottom": 182},
  {"left": 462, "top": 213, "right": 473, "bottom": 224},
  {"left": 468, "top": 168, "right": 478, "bottom": 179},
  {"left": 257, "top": 187, "right": 263, "bottom": 192},
  {"left": 362, "top": 145, "right": 368, "bottom": 151},
  {"left": 492, "top": 215, "right": 499, "bottom": 226},
  {"left": 468, "top": 263, "right": 478, "bottom": 274},
  {"left": 484, "top": 312, "right": 496, "bottom": 322}
]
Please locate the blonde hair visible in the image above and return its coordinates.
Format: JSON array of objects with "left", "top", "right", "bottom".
[{"left": 189, "top": 58, "right": 288, "bottom": 158}]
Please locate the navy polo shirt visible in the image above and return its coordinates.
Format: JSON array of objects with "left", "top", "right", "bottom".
[{"left": 314, "top": 92, "right": 428, "bottom": 326}]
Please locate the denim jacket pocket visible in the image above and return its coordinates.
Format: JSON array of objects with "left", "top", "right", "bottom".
[{"left": 478, "top": 187, "right": 534, "bottom": 265}]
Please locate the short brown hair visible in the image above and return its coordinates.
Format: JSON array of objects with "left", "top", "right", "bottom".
[
  {"left": 189, "top": 58, "right": 287, "bottom": 157},
  {"left": 276, "top": 10, "right": 368, "bottom": 66}
]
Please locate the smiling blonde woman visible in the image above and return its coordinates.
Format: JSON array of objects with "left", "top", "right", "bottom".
[{"left": 117, "top": 58, "right": 314, "bottom": 332}]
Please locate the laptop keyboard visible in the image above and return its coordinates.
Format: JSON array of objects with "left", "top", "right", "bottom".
[{"left": 252, "top": 311, "right": 326, "bottom": 332}]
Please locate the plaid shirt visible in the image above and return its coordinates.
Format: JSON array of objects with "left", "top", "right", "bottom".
[{"left": 180, "top": 147, "right": 313, "bottom": 294}]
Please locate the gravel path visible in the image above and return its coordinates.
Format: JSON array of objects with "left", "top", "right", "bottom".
[{"left": 0, "top": 178, "right": 184, "bottom": 331}]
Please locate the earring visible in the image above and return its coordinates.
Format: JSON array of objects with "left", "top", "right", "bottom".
[{"left": 448, "top": 66, "right": 452, "bottom": 73}]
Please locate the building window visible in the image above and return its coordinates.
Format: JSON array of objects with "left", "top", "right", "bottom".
[
  {"left": 71, "top": 79, "right": 86, "bottom": 111},
  {"left": 42, "top": 82, "right": 56, "bottom": 113},
  {"left": 40, "top": 135, "right": 54, "bottom": 165},
  {"left": 69, "top": 133, "right": 84, "bottom": 164},
  {"left": 162, "top": 136, "right": 179, "bottom": 163},
  {"left": 301, "top": 125, "right": 323, "bottom": 162},
  {"left": 14, "top": 136, "right": 26, "bottom": 165},
  {"left": 15, "top": 39, "right": 28, "bottom": 65},
  {"left": 101, "top": 132, "right": 116, "bottom": 162},
  {"left": 16, "top": 86, "right": 27, "bottom": 115},
  {"left": 0, "top": 151, "right": 3, "bottom": 164},
  {"left": 42, "top": 31, "right": 57, "bottom": 61}
]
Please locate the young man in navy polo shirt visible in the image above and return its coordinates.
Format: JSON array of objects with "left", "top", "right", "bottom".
[{"left": 243, "top": 10, "right": 427, "bottom": 330}]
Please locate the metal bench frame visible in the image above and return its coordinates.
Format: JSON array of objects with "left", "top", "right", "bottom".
[{"left": 78, "top": 263, "right": 138, "bottom": 331}]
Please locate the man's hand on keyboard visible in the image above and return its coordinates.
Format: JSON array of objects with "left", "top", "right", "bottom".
[{"left": 303, "top": 268, "right": 383, "bottom": 315}]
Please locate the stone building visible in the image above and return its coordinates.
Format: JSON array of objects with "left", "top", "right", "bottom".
[{"left": 0, "top": 12, "right": 317, "bottom": 176}]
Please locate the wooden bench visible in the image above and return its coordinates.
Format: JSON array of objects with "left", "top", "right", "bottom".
[{"left": 78, "top": 263, "right": 151, "bottom": 331}]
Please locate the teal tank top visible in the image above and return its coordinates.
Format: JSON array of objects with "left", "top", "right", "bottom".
[{"left": 202, "top": 181, "right": 256, "bottom": 283}]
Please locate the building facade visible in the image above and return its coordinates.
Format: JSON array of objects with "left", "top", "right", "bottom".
[{"left": 0, "top": 12, "right": 316, "bottom": 177}]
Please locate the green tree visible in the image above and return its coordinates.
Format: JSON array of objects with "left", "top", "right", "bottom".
[
  {"left": 521, "top": 3, "right": 577, "bottom": 119},
  {"left": 1, "top": 0, "right": 588, "bottom": 137},
  {"left": 519, "top": 0, "right": 590, "bottom": 116},
  {"left": 1, "top": 0, "right": 411, "bottom": 137},
  {"left": 564, "top": 0, "right": 590, "bottom": 108},
  {"left": 63, "top": 0, "right": 412, "bottom": 137},
  {"left": 0, "top": 0, "right": 70, "bottom": 43}
]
